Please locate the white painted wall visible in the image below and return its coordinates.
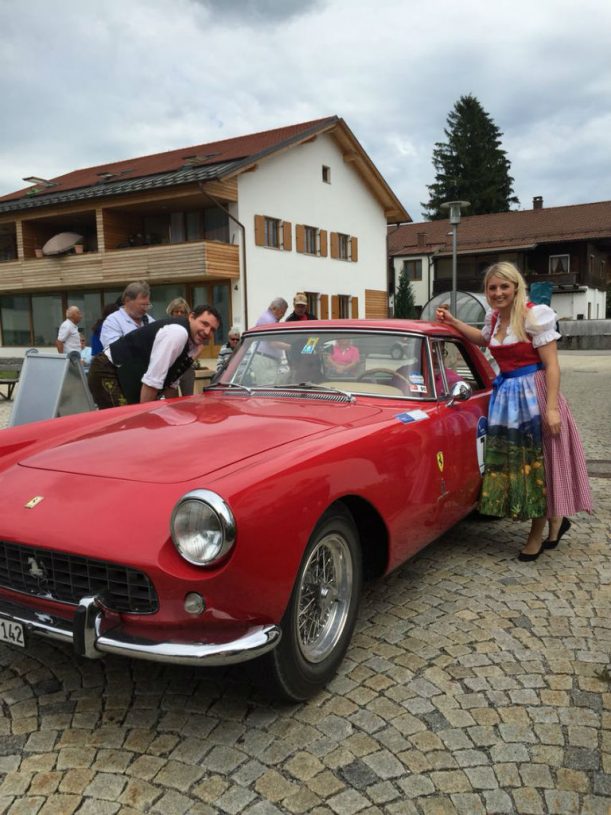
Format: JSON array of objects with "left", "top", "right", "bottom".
[
  {"left": 551, "top": 288, "right": 607, "bottom": 320},
  {"left": 391, "top": 254, "right": 433, "bottom": 309},
  {"left": 236, "top": 133, "right": 389, "bottom": 327}
]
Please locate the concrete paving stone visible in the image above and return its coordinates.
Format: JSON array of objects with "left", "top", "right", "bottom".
[
  {"left": 306, "top": 769, "right": 346, "bottom": 798},
  {"left": 361, "top": 749, "right": 405, "bottom": 780},
  {"left": 518, "top": 763, "right": 555, "bottom": 788},
  {"left": 452, "top": 749, "right": 490, "bottom": 768},
  {"left": 567, "top": 725, "right": 599, "bottom": 748},
  {"left": 482, "top": 788, "right": 515, "bottom": 813},
  {"left": 83, "top": 771, "right": 128, "bottom": 801},
  {"left": 428, "top": 769, "right": 472, "bottom": 793},
  {"left": 543, "top": 789, "right": 581, "bottom": 814},
  {"left": 450, "top": 792, "right": 487, "bottom": 815},
  {"left": 579, "top": 795, "right": 611, "bottom": 815},
  {"left": 283, "top": 786, "right": 323, "bottom": 814},
  {"left": 592, "top": 772, "right": 611, "bottom": 796},
  {"left": 76, "top": 801, "right": 120, "bottom": 815},
  {"left": 342, "top": 733, "right": 381, "bottom": 758},
  {"left": 136, "top": 786, "right": 193, "bottom": 815},
  {"left": 57, "top": 769, "right": 95, "bottom": 794},
  {"left": 418, "top": 795, "right": 460, "bottom": 814},
  {"left": 489, "top": 742, "right": 530, "bottom": 763},
  {"left": 397, "top": 773, "right": 435, "bottom": 797},
  {"left": 326, "top": 787, "right": 370, "bottom": 815},
  {"left": 37, "top": 797, "right": 79, "bottom": 815},
  {"left": 564, "top": 746, "right": 601, "bottom": 771},
  {"left": 19, "top": 754, "right": 56, "bottom": 774},
  {"left": 6, "top": 798, "right": 44, "bottom": 815},
  {"left": 118, "top": 777, "right": 163, "bottom": 810},
  {"left": 124, "top": 754, "right": 167, "bottom": 781},
  {"left": 254, "top": 769, "right": 299, "bottom": 802},
  {"left": 498, "top": 723, "right": 538, "bottom": 743},
  {"left": 511, "top": 786, "right": 545, "bottom": 814},
  {"left": 244, "top": 802, "right": 288, "bottom": 815},
  {"left": 216, "top": 785, "right": 258, "bottom": 814},
  {"left": 336, "top": 759, "right": 379, "bottom": 789},
  {"left": 347, "top": 710, "right": 386, "bottom": 734},
  {"left": 28, "top": 771, "right": 62, "bottom": 796}
]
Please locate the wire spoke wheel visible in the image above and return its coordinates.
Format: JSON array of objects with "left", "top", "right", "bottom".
[
  {"left": 259, "top": 505, "right": 362, "bottom": 701},
  {"left": 296, "top": 532, "right": 352, "bottom": 664}
]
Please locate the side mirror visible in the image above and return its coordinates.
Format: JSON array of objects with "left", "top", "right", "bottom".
[{"left": 446, "top": 380, "right": 472, "bottom": 407}]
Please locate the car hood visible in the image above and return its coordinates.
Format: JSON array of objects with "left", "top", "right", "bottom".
[{"left": 18, "top": 394, "right": 382, "bottom": 484}]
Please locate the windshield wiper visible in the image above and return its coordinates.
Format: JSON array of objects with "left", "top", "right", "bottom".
[{"left": 206, "top": 381, "right": 253, "bottom": 395}]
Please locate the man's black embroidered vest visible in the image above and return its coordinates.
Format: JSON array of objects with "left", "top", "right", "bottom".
[{"left": 109, "top": 317, "right": 192, "bottom": 403}]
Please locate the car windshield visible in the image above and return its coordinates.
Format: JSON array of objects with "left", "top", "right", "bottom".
[{"left": 216, "top": 329, "right": 434, "bottom": 399}]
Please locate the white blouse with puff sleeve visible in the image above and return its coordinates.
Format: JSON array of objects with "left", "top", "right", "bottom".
[{"left": 482, "top": 304, "right": 561, "bottom": 348}]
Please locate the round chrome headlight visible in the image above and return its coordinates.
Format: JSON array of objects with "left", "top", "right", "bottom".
[{"left": 170, "top": 489, "right": 235, "bottom": 566}]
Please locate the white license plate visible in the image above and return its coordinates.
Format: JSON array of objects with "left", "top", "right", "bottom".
[{"left": 0, "top": 619, "right": 25, "bottom": 648}]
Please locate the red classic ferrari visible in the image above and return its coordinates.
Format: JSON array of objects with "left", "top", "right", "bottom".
[{"left": 0, "top": 320, "right": 494, "bottom": 700}]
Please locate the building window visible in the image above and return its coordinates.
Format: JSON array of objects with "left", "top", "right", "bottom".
[
  {"left": 402, "top": 259, "right": 423, "bottom": 282},
  {"left": 549, "top": 254, "right": 570, "bottom": 274},
  {"left": 304, "top": 226, "right": 318, "bottom": 255},
  {"left": 338, "top": 295, "right": 351, "bottom": 319},
  {"left": 330, "top": 232, "right": 358, "bottom": 262},
  {"left": 265, "top": 217, "right": 280, "bottom": 248},
  {"left": 254, "top": 215, "right": 291, "bottom": 251},
  {"left": 338, "top": 234, "right": 350, "bottom": 260},
  {"left": 305, "top": 292, "right": 318, "bottom": 317},
  {"left": 322, "top": 165, "right": 331, "bottom": 184}
]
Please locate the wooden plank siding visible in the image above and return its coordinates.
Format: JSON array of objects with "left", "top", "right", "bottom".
[
  {"left": 365, "top": 289, "right": 388, "bottom": 318},
  {"left": 0, "top": 241, "right": 239, "bottom": 292}
]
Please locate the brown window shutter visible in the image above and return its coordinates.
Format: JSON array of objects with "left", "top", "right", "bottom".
[
  {"left": 331, "top": 295, "right": 339, "bottom": 319},
  {"left": 282, "top": 221, "right": 292, "bottom": 251},
  {"left": 319, "top": 294, "right": 329, "bottom": 319},
  {"left": 351, "top": 297, "right": 359, "bottom": 318},
  {"left": 254, "top": 215, "right": 265, "bottom": 246},
  {"left": 319, "top": 229, "right": 328, "bottom": 257},
  {"left": 350, "top": 236, "right": 358, "bottom": 262},
  {"left": 330, "top": 231, "right": 339, "bottom": 259},
  {"left": 295, "top": 224, "right": 305, "bottom": 253}
]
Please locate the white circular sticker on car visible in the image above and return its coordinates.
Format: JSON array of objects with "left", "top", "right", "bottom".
[{"left": 476, "top": 416, "right": 487, "bottom": 475}]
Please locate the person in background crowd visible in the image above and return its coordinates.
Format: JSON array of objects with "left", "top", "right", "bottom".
[
  {"left": 90, "top": 302, "right": 120, "bottom": 356},
  {"left": 56, "top": 306, "right": 83, "bottom": 354},
  {"left": 216, "top": 326, "right": 241, "bottom": 374},
  {"left": 436, "top": 261, "right": 592, "bottom": 561},
  {"left": 100, "top": 281, "right": 154, "bottom": 347},
  {"left": 285, "top": 292, "right": 317, "bottom": 321},
  {"left": 88, "top": 305, "right": 220, "bottom": 409},
  {"left": 327, "top": 336, "right": 360, "bottom": 376},
  {"left": 255, "top": 297, "right": 288, "bottom": 326},
  {"left": 166, "top": 297, "right": 196, "bottom": 395}
]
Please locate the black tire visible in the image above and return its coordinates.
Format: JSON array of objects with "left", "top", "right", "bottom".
[{"left": 259, "top": 505, "right": 362, "bottom": 702}]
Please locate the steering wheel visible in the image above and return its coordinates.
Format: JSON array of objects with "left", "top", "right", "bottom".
[{"left": 357, "top": 368, "right": 411, "bottom": 386}]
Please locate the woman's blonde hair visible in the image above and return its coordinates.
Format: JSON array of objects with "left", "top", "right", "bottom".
[
  {"left": 483, "top": 262, "right": 529, "bottom": 342},
  {"left": 166, "top": 297, "right": 190, "bottom": 317}
]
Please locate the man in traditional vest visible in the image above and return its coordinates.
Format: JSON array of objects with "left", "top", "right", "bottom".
[{"left": 88, "top": 305, "right": 221, "bottom": 409}]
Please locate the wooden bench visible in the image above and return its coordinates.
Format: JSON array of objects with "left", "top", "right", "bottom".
[{"left": 0, "top": 361, "right": 22, "bottom": 401}]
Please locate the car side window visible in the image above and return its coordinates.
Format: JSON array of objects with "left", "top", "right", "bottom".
[{"left": 432, "top": 340, "right": 485, "bottom": 397}]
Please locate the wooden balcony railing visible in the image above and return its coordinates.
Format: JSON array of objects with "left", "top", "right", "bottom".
[{"left": 0, "top": 240, "right": 239, "bottom": 292}]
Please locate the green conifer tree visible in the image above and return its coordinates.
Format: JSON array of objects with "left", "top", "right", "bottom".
[
  {"left": 395, "top": 267, "right": 418, "bottom": 319},
  {"left": 422, "top": 94, "right": 519, "bottom": 219}
]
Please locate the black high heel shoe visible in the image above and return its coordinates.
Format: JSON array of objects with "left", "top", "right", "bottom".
[
  {"left": 518, "top": 540, "right": 545, "bottom": 562},
  {"left": 542, "top": 517, "right": 571, "bottom": 550}
]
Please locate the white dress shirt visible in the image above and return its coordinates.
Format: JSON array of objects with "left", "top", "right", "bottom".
[{"left": 100, "top": 307, "right": 155, "bottom": 348}]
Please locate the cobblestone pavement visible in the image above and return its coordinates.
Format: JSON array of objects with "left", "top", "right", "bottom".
[{"left": 0, "top": 352, "right": 609, "bottom": 815}]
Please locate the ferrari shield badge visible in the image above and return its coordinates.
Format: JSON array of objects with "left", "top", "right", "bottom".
[
  {"left": 436, "top": 452, "right": 444, "bottom": 472},
  {"left": 25, "top": 496, "right": 44, "bottom": 509}
]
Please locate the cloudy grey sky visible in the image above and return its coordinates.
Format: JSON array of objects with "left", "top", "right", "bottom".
[{"left": 1, "top": 0, "right": 609, "bottom": 221}]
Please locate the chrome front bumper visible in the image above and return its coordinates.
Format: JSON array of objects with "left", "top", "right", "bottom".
[{"left": 0, "top": 596, "right": 281, "bottom": 666}]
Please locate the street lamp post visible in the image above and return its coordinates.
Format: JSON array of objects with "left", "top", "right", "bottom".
[{"left": 440, "top": 200, "right": 470, "bottom": 316}]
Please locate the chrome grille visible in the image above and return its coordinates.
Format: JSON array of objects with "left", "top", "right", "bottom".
[{"left": 0, "top": 540, "right": 158, "bottom": 614}]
